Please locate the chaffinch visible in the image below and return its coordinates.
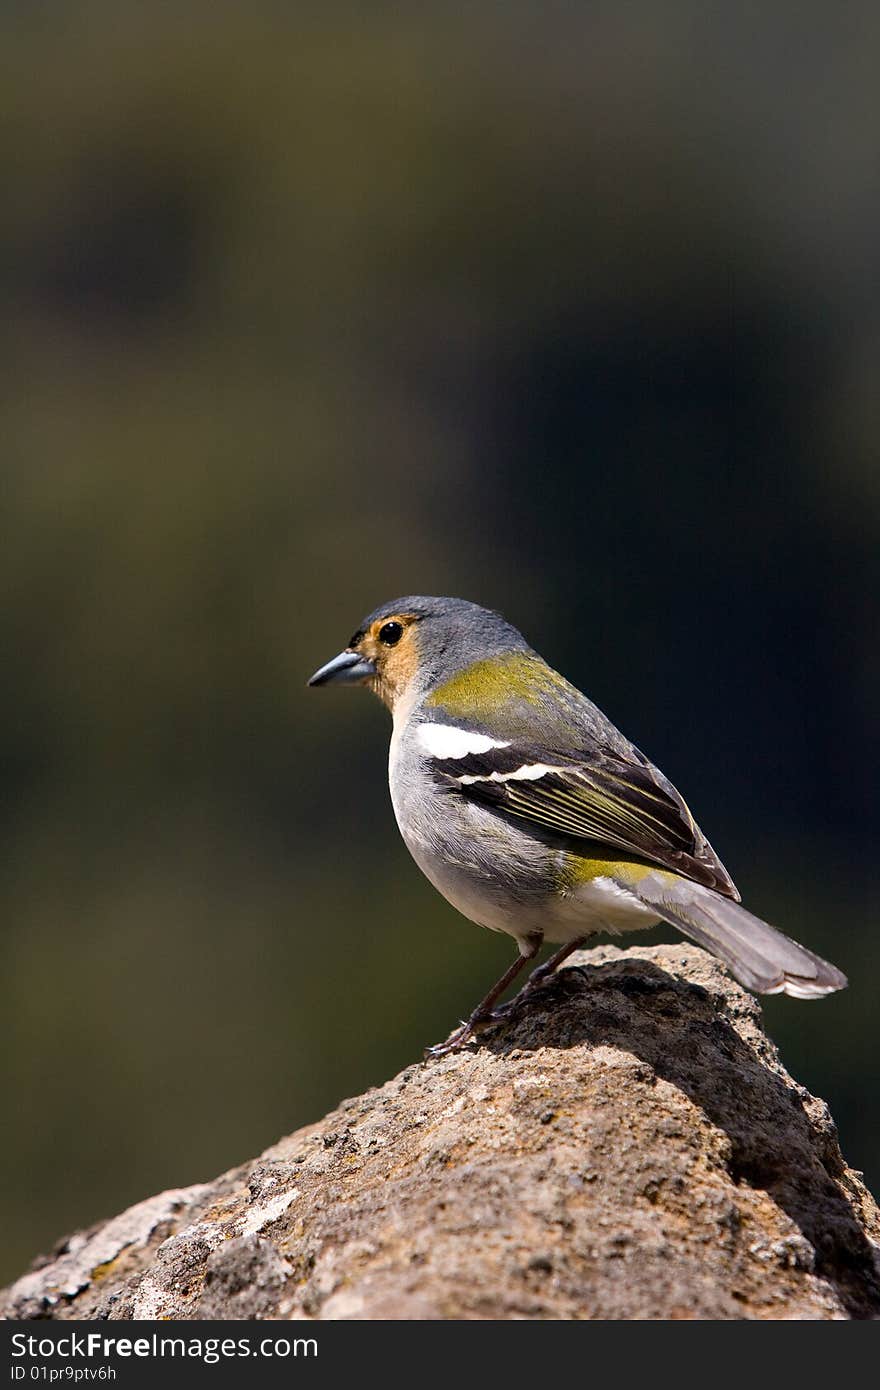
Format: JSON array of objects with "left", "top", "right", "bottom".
[{"left": 309, "top": 596, "right": 846, "bottom": 1055}]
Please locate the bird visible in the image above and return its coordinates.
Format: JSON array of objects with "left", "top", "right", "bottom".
[{"left": 308, "top": 596, "right": 846, "bottom": 1055}]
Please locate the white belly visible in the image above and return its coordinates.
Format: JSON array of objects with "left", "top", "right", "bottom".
[{"left": 551, "top": 874, "right": 659, "bottom": 942}]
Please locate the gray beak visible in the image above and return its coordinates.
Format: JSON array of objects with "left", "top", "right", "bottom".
[{"left": 307, "top": 649, "right": 377, "bottom": 687}]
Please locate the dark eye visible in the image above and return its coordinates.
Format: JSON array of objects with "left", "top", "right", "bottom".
[{"left": 378, "top": 620, "right": 403, "bottom": 646}]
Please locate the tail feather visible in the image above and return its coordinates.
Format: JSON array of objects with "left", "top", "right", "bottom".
[{"left": 629, "top": 873, "right": 847, "bottom": 999}]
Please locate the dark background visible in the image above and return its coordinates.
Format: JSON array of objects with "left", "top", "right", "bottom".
[{"left": 2, "top": 3, "right": 877, "bottom": 1284}]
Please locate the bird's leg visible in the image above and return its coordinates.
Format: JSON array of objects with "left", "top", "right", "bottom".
[
  {"left": 425, "top": 934, "right": 542, "bottom": 1058},
  {"left": 522, "top": 935, "right": 591, "bottom": 993},
  {"left": 488, "top": 936, "right": 591, "bottom": 1021}
]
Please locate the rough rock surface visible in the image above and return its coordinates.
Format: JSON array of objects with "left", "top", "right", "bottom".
[{"left": 3, "top": 944, "right": 879, "bottom": 1321}]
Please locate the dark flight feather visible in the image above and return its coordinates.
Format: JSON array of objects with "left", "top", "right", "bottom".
[{"left": 430, "top": 742, "right": 739, "bottom": 898}]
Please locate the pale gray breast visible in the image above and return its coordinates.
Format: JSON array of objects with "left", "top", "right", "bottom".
[{"left": 387, "top": 716, "right": 558, "bottom": 939}]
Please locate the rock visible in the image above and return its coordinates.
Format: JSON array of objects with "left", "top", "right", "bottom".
[{"left": 3, "top": 944, "right": 879, "bottom": 1320}]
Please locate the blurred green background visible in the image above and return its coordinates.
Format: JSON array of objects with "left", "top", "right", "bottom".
[{"left": 2, "top": 3, "right": 878, "bottom": 1284}]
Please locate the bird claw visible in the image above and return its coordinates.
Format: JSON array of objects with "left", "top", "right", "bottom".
[
  {"left": 424, "top": 961, "right": 579, "bottom": 1059},
  {"left": 423, "top": 1025, "right": 472, "bottom": 1059},
  {"left": 424, "top": 1010, "right": 500, "bottom": 1059}
]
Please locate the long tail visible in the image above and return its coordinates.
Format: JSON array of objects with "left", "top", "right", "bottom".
[{"left": 629, "top": 873, "right": 847, "bottom": 999}]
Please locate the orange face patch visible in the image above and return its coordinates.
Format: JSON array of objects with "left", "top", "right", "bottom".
[{"left": 355, "top": 613, "right": 420, "bottom": 709}]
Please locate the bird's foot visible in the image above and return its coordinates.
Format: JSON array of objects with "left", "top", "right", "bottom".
[
  {"left": 426, "top": 972, "right": 569, "bottom": 1057},
  {"left": 424, "top": 951, "right": 588, "bottom": 1058},
  {"left": 424, "top": 1010, "right": 498, "bottom": 1058},
  {"left": 486, "top": 966, "right": 562, "bottom": 1022}
]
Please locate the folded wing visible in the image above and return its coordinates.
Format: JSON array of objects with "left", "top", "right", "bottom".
[{"left": 429, "top": 737, "right": 739, "bottom": 899}]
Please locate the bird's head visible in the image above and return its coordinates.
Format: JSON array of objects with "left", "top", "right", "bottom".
[{"left": 307, "top": 595, "right": 530, "bottom": 713}]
